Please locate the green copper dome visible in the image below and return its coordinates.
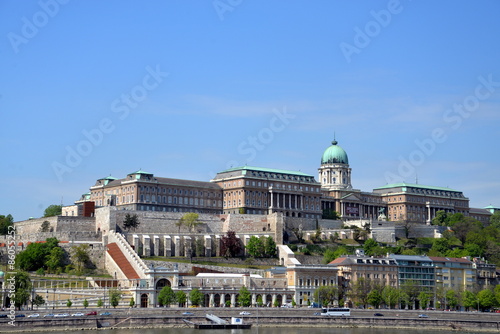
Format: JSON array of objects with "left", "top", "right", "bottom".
[{"left": 321, "top": 140, "right": 349, "bottom": 165}]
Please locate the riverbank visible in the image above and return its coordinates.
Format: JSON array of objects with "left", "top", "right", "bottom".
[{"left": 2, "top": 308, "right": 500, "bottom": 333}]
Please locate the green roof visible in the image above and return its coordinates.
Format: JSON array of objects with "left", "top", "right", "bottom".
[
  {"left": 127, "top": 169, "right": 153, "bottom": 175},
  {"left": 374, "top": 182, "right": 459, "bottom": 192},
  {"left": 321, "top": 140, "right": 349, "bottom": 165},
  {"left": 219, "top": 166, "right": 313, "bottom": 177}
]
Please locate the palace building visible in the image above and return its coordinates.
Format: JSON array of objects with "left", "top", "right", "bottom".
[{"left": 65, "top": 139, "right": 493, "bottom": 224}]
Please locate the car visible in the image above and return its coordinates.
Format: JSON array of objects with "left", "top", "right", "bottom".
[
  {"left": 373, "top": 313, "right": 384, "bottom": 316},
  {"left": 43, "top": 314, "right": 55, "bottom": 318},
  {"left": 86, "top": 311, "right": 97, "bottom": 316},
  {"left": 54, "top": 313, "right": 69, "bottom": 317},
  {"left": 99, "top": 312, "right": 112, "bottom": 316},
  {"left": 182, "top": 311, "right": 194, "bottom": 316},
  {"left": 15, "top": 314, "right": 25, "bottom": 317},
  {"left": 313, "top": 312, "right": 321, "bottom": 316},
  {"left": 418, "top": 314, "right": 429, "bottom": 318},
  {"left": 239, "top": 311, "right": 251, "bottom": 315},
  {"left": 0, "top": 314, "right": 7, "bottom": 318},
  {"left": 71, "top": 312, "right": 84, "bottom": 317},
  {"left": 27, "top": 314, "right": 40, "bottom": 318}
]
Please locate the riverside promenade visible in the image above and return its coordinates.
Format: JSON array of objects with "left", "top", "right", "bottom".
[{"left": 2, "top": 307, "right": 500, "bottom": 332}]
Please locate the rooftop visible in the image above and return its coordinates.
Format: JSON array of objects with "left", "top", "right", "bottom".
[{"left": 374, "top": 182, "right": 460, "bottom": 192}]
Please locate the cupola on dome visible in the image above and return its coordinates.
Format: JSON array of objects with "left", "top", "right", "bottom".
[{"left": 321, "top": 140, "right": 349, "bottom": 165}]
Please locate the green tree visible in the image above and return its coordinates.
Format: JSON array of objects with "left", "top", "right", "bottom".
[
  {"left": 431, "top": 238, "right": 450, "bottom": 255},
  {"left": 246, "top": 236, "right": 265, "bottom": 258},
  {"left": 0, "top": 214, "right": 14, "bottom": 235},
  {"left": 490, "top": 211, "right": 500, "bottom": 229},
  {"left": 418, "top": 291, "right": 431, "bottom": 310},
  {"left": 70, "top": 244, "right": 90, "bottom": 274},
  {"left": 461, "top": 290, "right": 477, "bottom": 311},
  {"left": 83, "top": 299, "right": 89, "bottom": 308},
  {"left": 256, "top": 295, "right": 263, "bottom": 307},
  {"left": 123, "top": 213, "right": 140, "bottom": 231},
  {"left": 176, "top": 291, "right": 187, "bottom": 307},
  {"left": 158, "top": 286, "right": 176, "bottom": 307},
  {"left": 46, "top": 246, "right": 65, "bottom": 273},
  {"left": 314, "top": 285, "right": 337, "bottom": 307},
  {"left": 33, "top": 295, "right": 45, "bottom": 309},
  {"left": 6, "top": 271, "right": 32, "bottom": 309},
  {"left": 400, "top": 280, "right": 419, "bottom": 309},
  {"left": 66, "top": 299, "right": 72, "bottom": 308},
  {"left": 264, "top": 236, "right": 277, "bottom": 258},
  {"left": 363, "top": 239, "right": 378, "bottom": 256},
  {"left": 97, "top": 298, "right": 103, "bottom": 308},
  {"left": 44, "top": 205, "right": 62, "bottom": 217},
  {"left": 220, "top": 230, "right": 242, "bottom": 258},
  {"left": 16, "top": 238, "right": 60, "bottom": 271},
  {"left": 367, "top": 288, "right": 383, "bottom": 309},
  {"left": 445, "top": 289, "right": 459, "bottom": 310},
  {"left": 432, "top": 210, "right": 449, "bottom": 226},
  {"left": 238, "top": 286, "right": 252, "bottom": 307},
  {"left": 349, "top": 277, "right": 371, "bottom": 308},
  {"left": 478, "top": 289, "right": 497, "bottom": 311},
  {"left": 189, "top": 289, "right": 203, "bottom": 307},
  {"left": 176, "top": 213, "right": 202, "bottom": 233},
  {"left": 109, "top": 289, "right": 121, "bottom": 308},
  {"left": 129, "top": 297, "right": 135, "bottom": 308},
  {"left": 382, "top": 286, "right": 399, "bottom": 309},
  {"left": 39, "top": 220, "right": 52, "bottom": 232}
]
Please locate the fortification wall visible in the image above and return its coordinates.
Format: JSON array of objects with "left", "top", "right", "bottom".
[{"left": 13, "top": 216, "right": 96, "bottom": 235}]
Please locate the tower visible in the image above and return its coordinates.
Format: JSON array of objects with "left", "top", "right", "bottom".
[{"left": 318, "top": 139, "right": 352, "bottom": 190}]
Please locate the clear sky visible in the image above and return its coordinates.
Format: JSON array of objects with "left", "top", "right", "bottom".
[{"left": 1, "top": 0, "right": 500, "bottom": 221}]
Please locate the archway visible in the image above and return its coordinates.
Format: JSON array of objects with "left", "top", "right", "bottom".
[
  {"left": 266, "top": 294, "right": 272, "bottom": 307},
  {"left": 155, "top": 278, "right": 171, "bottom": 290},
  {"left": 140, "top": 293, "right": 149, "bottom": 308},
  {"left": 214, "top": 294, "right": 221, "bottom": 307},
  {"left": 224, "top": 294, "right": 231, "bottom": 307}
]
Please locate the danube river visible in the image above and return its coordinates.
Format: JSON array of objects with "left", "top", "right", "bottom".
[{"left": 43, "top": 328, "right": 468, "bottom": 334}]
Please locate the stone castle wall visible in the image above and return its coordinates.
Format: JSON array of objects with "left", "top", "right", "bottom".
[{"left": 14, "top": 216, "right": 96, "bottom": 235}]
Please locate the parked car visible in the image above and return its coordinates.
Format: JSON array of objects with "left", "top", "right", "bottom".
[
  {"left": 27, "top": 314, "right": 40, "bottom": 318},
  {"left": 182, "top": 311, "right": 194, "bottom": 316},
  {"left": 418, "top": 314, "right": 429, "bottom": 318},
  {"left": 373, "top": 313, "right": 384, "bottom": 316},
  {"left": 54, "top": 313, "right": 69, "bottom": 317},
  {"left": 0, "top": 314, "right": 7, "bottom": 318},
  {"left": 43, "top": 314, "right": 55, "bottom": 318},
  {"left": 86, "top": 311, "right": 97, "bottom": 316},
  {"left": 15, "top": 314, "right": 25, "bottom": 317},
  {"left": 99, "top": 312, "right": 112, "bottom": 316},
  {"left": 239, "top": 311, "right": 251, "bottom": 315},
  {"left": 71, "top": 312, "right": 84, "bottom": 317},
  {"left": 313, "top": 312, "right": 321, "bottom": 316}
]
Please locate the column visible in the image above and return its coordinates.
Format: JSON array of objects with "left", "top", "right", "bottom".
[
  {"left": 204, "top": 235, "right": 212, "bottom": 257},
  {"left": 184, "top": 236, "right": 192, "bottom": 258},
  {"left": 221, "top": 294, "right": 226, "bottom": 307},
  {"left": 174, "top": 236, "right": 181, "bottom": 257},
  {"left": 142, "top": 235, "right": 151, "bottom": 256},
  {"left": 231, "top": 294, "right": 236, "bottom": 307},
  {"left": 262, "top": 294, "right": 267, "bottom": 307},
  {"left": 164, "top": 235, "right": 172, "bottom": 257},
  {"left": 153, "top": 235, "right": 160, "bottom": 256},
  {"left": 209, "top": 294, "right": 215, "bottom": 308},
  {"left": 270, "top": 191, "right": 274, "bottom": 209},
  {"left": 271, "top": 294, "right": 277, "bottom": 307}
]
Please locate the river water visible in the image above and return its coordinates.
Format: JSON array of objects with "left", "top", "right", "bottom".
[{"left": 44, "top": 327, "right": 471, "bottom": 334}]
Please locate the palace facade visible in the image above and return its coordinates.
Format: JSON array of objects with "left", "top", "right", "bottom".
[{"left": 64, "top": 139, "right": 493, "bottom": 224}]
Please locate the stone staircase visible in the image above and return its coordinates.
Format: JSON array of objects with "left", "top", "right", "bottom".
[
  {"left": 106, "top": 243, "right": 140, "bottom": 279},
  {"left": 105, "top": 230, "right": 148, "bottom": 281}
]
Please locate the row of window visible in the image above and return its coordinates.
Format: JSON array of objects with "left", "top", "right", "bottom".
[{"left": 298, "top": 278, "right": 336, "bottom": 287}]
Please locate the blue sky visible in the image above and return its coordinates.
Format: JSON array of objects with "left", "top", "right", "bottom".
[{"left": 1, "top": 0, "right": 500, "bottom": 221}]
